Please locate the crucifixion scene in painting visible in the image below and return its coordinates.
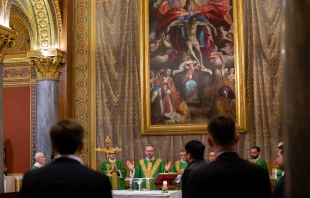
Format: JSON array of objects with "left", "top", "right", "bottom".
[{"left": 149, "top": 0, "right": 236, "bottom": 124}]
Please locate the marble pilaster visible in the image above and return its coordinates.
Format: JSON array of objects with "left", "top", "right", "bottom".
[
  {"left": 28, "top": 48, "right": 65, "bottom": 163},
  {"left": 283, "top": 0, "right": 310, "bottom": 198},
  {"left": 0, "top": 25, "right": 17, "bottom": 193},
  {"left": 36, "top": 79, "right": 59, "bottom": 163}
]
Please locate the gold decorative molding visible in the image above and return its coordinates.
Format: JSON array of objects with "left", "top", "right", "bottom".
[
  {"left": 53, "top": 0, "right": 62, "bottom": 39},
  {"left": 0, "top": 25, "right": 17, "bottom": 62},
  {"left": 73, "top": 0, "right": 92, "bottom": 168},
  {"left": 3, "top": 62, "right": 35, "bottom": 84},
  {"left": 27, "top": 48, "right": 65, "bottom": 79},
  {"left": 31, "top": 0, "right": 51, "bottom": 48}
]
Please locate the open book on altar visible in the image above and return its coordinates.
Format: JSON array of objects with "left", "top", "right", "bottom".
[{"left": 153, "top": 173, "right": 179, "bottom": 185}]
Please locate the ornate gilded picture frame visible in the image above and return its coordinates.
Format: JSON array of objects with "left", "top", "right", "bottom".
[{"left": 140, "top": 0, "right": 246, "bottom": 135}]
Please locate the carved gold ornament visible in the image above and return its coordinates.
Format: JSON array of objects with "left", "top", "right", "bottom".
[
  {"left": 0, "top": 25, "right": 17, "bottom": 61},
  {"left": 27, "top": 48, "right": 65, "bottom": 79}
]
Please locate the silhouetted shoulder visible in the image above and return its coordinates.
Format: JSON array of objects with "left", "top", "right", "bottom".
[
  {"left": 81, "top": 165, "right": 110, "bottom": 180},
  {"left": 187, "top": 154, "right": 271, "bottom": 198},
  {"left": 238, "top": 157, "right": 270, "bottom": 173}
]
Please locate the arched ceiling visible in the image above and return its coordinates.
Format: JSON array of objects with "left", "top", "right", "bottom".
[
  {"left": 7, "top": 12, "right": 31, "bottom": 54},
  {"left": 11, "top": 0, "right": 62, "bottom": 49}
]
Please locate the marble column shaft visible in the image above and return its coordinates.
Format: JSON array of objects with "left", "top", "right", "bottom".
[
  {"left": 0, "top": 63, "right": 4, "bottom": 193},
  {"left": 36, "top": 79, "right": 59, "bottom": 164},
  {"left": 283, "top": 0, "right": 310, "bottom": 198}
]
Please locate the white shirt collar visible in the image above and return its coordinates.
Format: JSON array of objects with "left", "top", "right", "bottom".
[
  {"left": 109, "top": 158, "right": 116, "bottom": 162},
  {"left": 34, "top": 162, "right": 44, "bottom": 168},
  {"left": 216, "top": 150, "right": 236, "bottom": 157},
  {"left": 181, "top": 159, "right": 187, "bottom": 163},
  {"left": 55, "top": 154, "right": 83, "bottom": 164},
  {"left": 146, "top": 157, "right": 155, "bottom": 161}
]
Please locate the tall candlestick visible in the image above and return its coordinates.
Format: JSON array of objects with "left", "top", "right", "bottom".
[{"left": 163, "top": 181, "right": 167, "bottom": 189}]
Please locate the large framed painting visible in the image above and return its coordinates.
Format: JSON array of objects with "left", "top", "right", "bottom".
[{"left": 140, "top": 0, "right": 246, "bottom": 135}]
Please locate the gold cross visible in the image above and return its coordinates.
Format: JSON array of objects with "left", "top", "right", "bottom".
[{"left": 95, "top": 136, "right": 121, "bottom": 159}]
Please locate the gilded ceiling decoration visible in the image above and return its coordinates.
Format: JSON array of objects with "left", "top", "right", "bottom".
[
  {"left": 11, "top": 0, "right": 62, "bottom": 49},
  {"left": 7, "top": 13, "right": 31, "bottom": 54}
]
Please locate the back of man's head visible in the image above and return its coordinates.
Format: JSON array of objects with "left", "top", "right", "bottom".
[
  {"left": 50, "top": 119, "right": 84, "bottom": 155},
  {"left": 207, "top": 115, "right": 236, "bottom": 146},
  {"left": 185, "top": 140, "right": 205, "bottom": 160}
]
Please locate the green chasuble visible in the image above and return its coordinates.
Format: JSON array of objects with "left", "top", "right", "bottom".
[
  {"left": 255, "top": 157, "right": 268, "bottom": 171},
  {"left": 31, "top": 165, "right": 39, "bottom": 170},
  {"left": 169, "top": 160, "right": 188, "bottom": 190},
  {"left": 133, "top": 158, "right": 166, "bottom": 190},
  {"left": 99, "top": 160, "right": 127, "bottom": 190},
  {"left": 276, "top": 169, "right": 284, "bottom": 183}
]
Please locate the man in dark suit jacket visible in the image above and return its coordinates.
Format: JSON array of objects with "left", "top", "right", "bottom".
[
  {"left": 187, "top": 115, "right": 272, "bottom": 198},
  {"left": 182, "top": 140, "right": 206, "bottom": 198},
  {"left": 20, "top": 119, "right": 113, "bottom": 198},
  {"left": 273, "top": 146, "right": 285, "bottom": 198}
]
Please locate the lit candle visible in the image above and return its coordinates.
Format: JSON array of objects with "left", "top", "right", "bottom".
[{"left": 163, "top": 181, "right": 167, "bottom": 189}]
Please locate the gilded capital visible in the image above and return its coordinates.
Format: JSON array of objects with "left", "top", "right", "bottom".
[
  {"left": 27, "top": 48, "right": 65, "bottom": 79},
  {"left": 0, "top": 25, "right": 17, "bottom": 62}
]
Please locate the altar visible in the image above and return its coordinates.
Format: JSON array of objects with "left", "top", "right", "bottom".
[{"left": 112, "top": 190, "right": 182, "bottom": 198}]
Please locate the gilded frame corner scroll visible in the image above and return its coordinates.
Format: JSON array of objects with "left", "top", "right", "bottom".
[{"left": 140, "top": 0, "right": 246, "bottom": 135}]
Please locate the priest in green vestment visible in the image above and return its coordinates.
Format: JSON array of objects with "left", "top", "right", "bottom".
[
  {"left": 169, "top": 149, "right": 188, "bottom": 190},
  {"left": 99, "top": 149, "right": 127, "bottom": 190},
  {"left": 208, "top": 151, "right": 216, "bottom": 162},
  {"left": 31, "top": 152, "right": 46, "bottom": 170},
  {"left": 250, "top": 146, "right": 269, "bottom": 171},
  {"left": 274, "top": 142, "right": 284, "bottom": 183},
  {"left": 127, "top": 145, "right": 171, "bottom": 190}
]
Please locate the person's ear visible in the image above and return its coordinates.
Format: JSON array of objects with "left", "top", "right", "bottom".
[
  {"left": 235, "top": 133, "right": 239, "bottom": 144},
  {"left": 79, "top": 139, "right": 85, "bottom": 152},
  {"left": 186, "top": 152, "right": 190, "bottom": 160},
  {"left": 51, "top": 144, "right": 56, "bottom": 152},
  {"left": 207, "top": 136, "right": 214, "bottom": 147}
]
